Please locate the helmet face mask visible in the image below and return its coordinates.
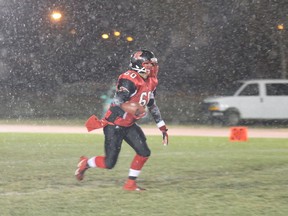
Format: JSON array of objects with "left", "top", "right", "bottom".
[{"left": 130, "top": 50, "right": 158, "bottom": 79}]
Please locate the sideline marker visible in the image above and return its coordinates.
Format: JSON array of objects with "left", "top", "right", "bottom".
[{"left": 229, "top": 127, "right": 248, "bottom": 142}]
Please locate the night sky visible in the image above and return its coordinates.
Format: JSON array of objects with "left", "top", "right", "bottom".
[{"left": 0, "top": 1, "right": 287, "bottom": 90}]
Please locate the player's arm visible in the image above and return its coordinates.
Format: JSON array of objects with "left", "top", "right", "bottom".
[
  {"left": 113, "top": 79, "right": 136, "bottom": 105},
  {"left": 147, "top": 90, "right": 162, "bottom": 123},
  {"left": 147, "top": 91, "right": 169, "bottom": 145},
  {"left": 106, "top": 78, "right": 136, "bottom": 122}
]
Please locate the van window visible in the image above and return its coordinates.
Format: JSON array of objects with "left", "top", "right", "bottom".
[
  {"left": 239, "top": 84, "right": 259, "bottom": 96},
  {"left": 266, "top": 83, "right": 288, "bottom": 96}
]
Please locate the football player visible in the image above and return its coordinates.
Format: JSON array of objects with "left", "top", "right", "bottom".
[{"left": 75, "top": 50, "right": 169, "bottom": 191}]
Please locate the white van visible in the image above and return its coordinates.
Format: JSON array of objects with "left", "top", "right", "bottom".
[{"left": 203, "top": 79, "right": 288, "bottom": 125}]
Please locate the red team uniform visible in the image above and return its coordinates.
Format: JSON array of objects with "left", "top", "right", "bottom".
[
  {"left": 75, "top": 50, "right": 168, "bottom": 191},
  {"left": 105, "top": 70, "right": 158, "bottom": 127}
]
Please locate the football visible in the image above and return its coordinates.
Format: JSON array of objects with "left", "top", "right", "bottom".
[{"left": 120, "top": 102, "right": 146, "bottom": 116}]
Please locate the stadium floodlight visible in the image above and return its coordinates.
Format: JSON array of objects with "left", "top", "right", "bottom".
[
  {"left": 50, "top": 11, "right": 62, "bottom": 22},
  {"left": 277, "top": 24, "right": 284, "bottom": 30},
  {"left": 102, "top": 33, "right": 109, "bottom": 39},
  {"left": 113, "top": 31, "right": 121, "bottom": 37},
  {"left": 126, "top": 36, "right": 134, "bottom": 42}
]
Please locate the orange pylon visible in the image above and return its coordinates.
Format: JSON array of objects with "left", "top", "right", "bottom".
[{"left": 229, "top": 127, "right": 248, "bottom": 142}]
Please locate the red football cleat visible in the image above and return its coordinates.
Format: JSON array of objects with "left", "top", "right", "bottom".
[
  {"left": 75, "top": 156, "right": 89, "bottom": 181},
  {"left": 123, "top": 179, "right": 146, "bottom": 191}
]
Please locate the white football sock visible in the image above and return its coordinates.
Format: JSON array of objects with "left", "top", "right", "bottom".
[{"left": 88, "top": 157, "right": 97, "bottom": 168}]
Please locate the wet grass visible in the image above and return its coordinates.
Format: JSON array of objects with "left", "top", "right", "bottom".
[{"left": 0, "top": 133, "right": 288, "bottom": 216}]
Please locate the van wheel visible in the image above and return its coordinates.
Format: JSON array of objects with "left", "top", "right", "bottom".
[{"left": 224, "top": 111, "right": 240, "bottom": 126}]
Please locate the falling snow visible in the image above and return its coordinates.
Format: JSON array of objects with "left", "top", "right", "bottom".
[{"left": 0, "top": 0, "right": 287, "bottom": 123}]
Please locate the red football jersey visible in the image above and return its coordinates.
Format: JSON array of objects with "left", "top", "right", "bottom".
[{"left": 105, "top": 70, "right": 158, "bottom": 127}]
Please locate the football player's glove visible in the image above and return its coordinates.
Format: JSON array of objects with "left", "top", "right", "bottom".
[{"left": 159, "top": 125, "right": 168, "bottom": 146}]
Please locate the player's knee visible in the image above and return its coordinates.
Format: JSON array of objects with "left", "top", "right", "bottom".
[
  {"left": 140, "top": 149, "right": 151, "bottom": 158},
  {"left": 105, "top": 163, "right": 116, "bottom": 169},
  {"left": 105, "top": 159, "right": 117, "bottom": 169}
]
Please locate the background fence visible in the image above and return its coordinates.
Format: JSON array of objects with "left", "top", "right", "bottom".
[{"left": 0, "top": 81, "right": 208, "bottom": 124}]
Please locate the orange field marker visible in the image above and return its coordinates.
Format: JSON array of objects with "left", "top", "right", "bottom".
[{"left": 229, "top": 127, "right": 248, "bottom": 141}]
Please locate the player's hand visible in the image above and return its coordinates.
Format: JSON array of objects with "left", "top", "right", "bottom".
[{"left": 159, "top": 125, "right": 168, "bottom": 146}]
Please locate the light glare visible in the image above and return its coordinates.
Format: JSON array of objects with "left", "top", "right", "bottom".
[
  {"left": 51, "top": 11, "right": 62, "bottom": 21},
  {"left": 114, "top": 31, "right": 121, "bottom": 37},
  {"left": 102, "top": 34, "right": 109, "bottom": 39},
  {"left": 126, "top": 36, "right": 134, "bottom": 42},
  {"left": 277, "top": 24, "right": 284, "bottom": 30}
]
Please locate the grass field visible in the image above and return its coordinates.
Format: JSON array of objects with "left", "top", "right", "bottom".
[{"left": 0, "top": 133, "right": 288, "bottom": 216}]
